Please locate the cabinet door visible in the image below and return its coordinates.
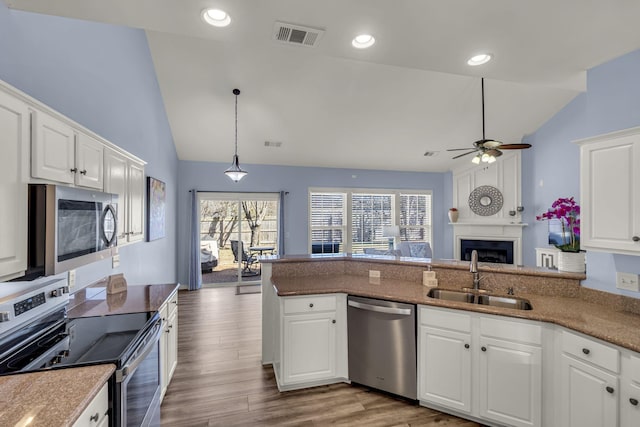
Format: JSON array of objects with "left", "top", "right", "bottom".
[
  {"left": 560, "top": 354, "right": 618, "bottom": 427},
  {"left": 283, "top": 312, "right": 336, "bottom": 384},
  {"left": 75, "top": 132, "right": 103, "bottom": 189},
  {"left": 419, "top": 326, "right": 471, "bottom": 413},
  {"left": 0, "top": 91, "right": 28, "bottom": 280},
  {"left": 479, "top": 337, "right": 542, "bottom": 427},
  {"left": 166, "top": 308, "right": 178, "bottom": 383},
  {"left": 621, "top": 381, "right": 640, "bottom": 427},
  {"left": 104, "top": 149, "right": 128, "bottom": 242},
  {"left": 128, "top": 161, "right": 145, "bottom": 243},
  {"left": 580, "top": 134, "right": 640, "bottom": 254},
  {"left": 31, "top": 109, "right": 75, "bottom": 184},
  {"left": 159, "top": 302, "right": 169, "bottom": 398}
]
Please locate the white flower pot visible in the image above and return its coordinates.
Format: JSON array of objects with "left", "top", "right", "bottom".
[
  {"left": 448, "top": 210, "right": 459, "bottom": 223},
  {"left": 557, "top": 251, "right": 586, "bottom": 273}
]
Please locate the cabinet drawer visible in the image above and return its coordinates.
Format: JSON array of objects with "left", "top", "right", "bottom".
[
  {"left": 480, "top": 316, "right": 541, "bottom": 345},
  {"left": 562, "top": 330, "right": 620, "bottom": 373},
  {"left": 283, "top": 295, "right": 337, "bottom": 314},
  {"left": 419, "top": 306, "right": 471, "bottom": 333},
  {"left": 73, "top": 382, "right": 108, "bottom": 427},
  {"left": 167, "top": 291, "right": 178, "bottom": 317}
]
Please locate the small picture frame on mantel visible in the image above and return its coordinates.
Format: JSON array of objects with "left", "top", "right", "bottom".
[{"left": 147, "top": 176, "right": 166, "bottom": 241}]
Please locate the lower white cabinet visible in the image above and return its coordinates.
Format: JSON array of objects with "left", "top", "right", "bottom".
[
  {"left": 73, "top": 381, "right": 109, "bottom": 427},
  {"left": 418, "top": 305, "right": 542, "bottom": 427},
  {"left": 277, "top": 294, "right": 347, "bottom": 390},
  {"left": 160, "top": 291, "right": 178, "bottom": 400}
]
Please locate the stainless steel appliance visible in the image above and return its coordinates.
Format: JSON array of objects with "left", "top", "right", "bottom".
[
  {"left": 0, "top": 278, "right": 162, "bottom": 427},
  {"left": 347, "top": 295, "right": 417, "bottom": 399},
  {"left": 27, "top": 184, "right": 118, "bottom": 278}
]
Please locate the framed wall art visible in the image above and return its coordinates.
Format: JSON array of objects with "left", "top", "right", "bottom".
[{"left": 147, "top": 176, "right": 166, "bottom": 241}]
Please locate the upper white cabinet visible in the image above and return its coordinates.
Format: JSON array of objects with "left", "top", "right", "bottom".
[
  {"left": 31, "top": 109, "right": 104, "bottom": 190},
  {"left": 104, "top": 148, "right": 145, "bottom": 244},
  {"left": 452, "top": 151, "right": 521, "bottom": 221},
  {"left": 0, "top": 89, "right": 29, "bottom": 281},
  {"left": 577, "top": 127, "right": 640, "bottom": 254}
]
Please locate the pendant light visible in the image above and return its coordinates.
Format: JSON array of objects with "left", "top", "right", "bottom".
[{"left": 224, "top": 88, "right": 248, "bottom": 182}]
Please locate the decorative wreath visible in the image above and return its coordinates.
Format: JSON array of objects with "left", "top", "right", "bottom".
[{"left": 468, "top": 185, "right": 503, "bottom": 216}]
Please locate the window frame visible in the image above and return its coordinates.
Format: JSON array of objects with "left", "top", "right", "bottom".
[{"left": 308, "top": 187, "right": 432, "bottom": 254}]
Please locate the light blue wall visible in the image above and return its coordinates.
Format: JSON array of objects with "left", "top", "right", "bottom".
[
  {"left": 177, "top": 161, "right": 452, "bottom": 285},
  {"left": 522, "top": 49, "right": 640, "bottom": 296},
  {"left": 0, "top": 4, "right": 178, "bottom": 286}
]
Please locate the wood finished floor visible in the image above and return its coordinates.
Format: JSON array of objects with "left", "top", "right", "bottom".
[{"left": 160, "top": 287, "right": 482, "bottom": 426}]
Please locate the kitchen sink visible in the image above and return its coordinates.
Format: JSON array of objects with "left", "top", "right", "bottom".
[{"left": 426, "top": 288, "right": 532, "bottom": 310}]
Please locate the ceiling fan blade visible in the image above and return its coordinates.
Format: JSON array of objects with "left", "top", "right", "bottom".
[
  {"left": 452, "top": 150, "right": 478, "bottom": 159},
  {"left": 447, "top": 148, "right": 478, "bottom": 151},
  {"left": 497, "top": 143, "right": 532, "bottom": 150}
]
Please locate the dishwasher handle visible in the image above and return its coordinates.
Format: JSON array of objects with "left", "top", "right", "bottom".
[{"left": 348, "top": 299, "right": 412, "bottom": 316}]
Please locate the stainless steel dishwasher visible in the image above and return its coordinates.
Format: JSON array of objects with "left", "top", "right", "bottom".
[{"left": 347, "top": 295, "right": 416, "bottom": 399}]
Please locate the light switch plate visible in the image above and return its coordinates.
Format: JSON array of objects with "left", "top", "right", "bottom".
[
  {"left": 112, "top": 254, "right": 120, "bottom": 268},
  {"left": 369, "top": 270, "right": 380, "bottom": 278},
  {"left": 616, "top": 272, "right": 640, "bottom": 292}
]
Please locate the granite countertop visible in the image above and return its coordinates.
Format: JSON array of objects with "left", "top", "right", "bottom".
[
  {"left": 0, "top": 364, "right": 114, "bottom": 427},
  {"left": 67, "top": 282, "right": 179, "bottom": 318},
  {"left": 271, "top": 274, "right": 640, "bottom": 353}
]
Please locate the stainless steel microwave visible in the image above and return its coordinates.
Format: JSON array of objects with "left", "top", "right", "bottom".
[{"left": 26, "top": 184, "right": 118, "bottom": 278}]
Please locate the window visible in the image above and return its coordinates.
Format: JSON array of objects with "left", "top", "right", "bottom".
[{"left": 309, "top": 189, "right": 432, "bottom": 253}]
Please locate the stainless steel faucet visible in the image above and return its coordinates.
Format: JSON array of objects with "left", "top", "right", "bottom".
[{"left": 470, "top": 249, "right": 480, "bottom": 290}]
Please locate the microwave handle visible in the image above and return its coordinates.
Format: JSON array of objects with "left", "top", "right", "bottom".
[{"left": 115, "top": 320, "right": 162, "bottom": 383}]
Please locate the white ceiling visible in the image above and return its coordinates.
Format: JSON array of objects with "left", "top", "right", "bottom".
[{"left": 7, "top": 0, "right": 640, "bottom": 172}]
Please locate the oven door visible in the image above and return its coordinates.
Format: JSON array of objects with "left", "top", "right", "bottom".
[{"left": 116, "top": 319, "right": 162, "bottom": 427}]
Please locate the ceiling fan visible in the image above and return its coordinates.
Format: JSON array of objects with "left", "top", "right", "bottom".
[{"left": 448, "top": 78, "right": 531, "bottom": 163}]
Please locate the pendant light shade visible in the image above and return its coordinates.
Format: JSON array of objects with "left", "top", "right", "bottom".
[{"left": 224, "top": 88, "right": 248, "bottom": 182}]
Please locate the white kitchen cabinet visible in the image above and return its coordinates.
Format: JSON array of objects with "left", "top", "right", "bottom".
[
  {"left": 160, "top": 291, "right": 178, "bottom": 400},
  {"left": 104, "top": 148, "right": 145, "bottom": 244},
  {"left": 31, "top": 109, "right": 104, "bottom": 189},
  {"left": 72, "top": 381, "right": 109, "bottom": 427},
  {"left": 419, "top": 326, "right": 472, "bottom": 413},
  {"left": 277, "top": 294, "right": 347, "bottom": 390},
  {"left": 620, "top": 353, "right": 640, "bottom": 427},
  {"left": 0, "top": 89, "right": 29, "bottom": 281},
  {"left": 558, "top": 329, "right": 620, "bottom": 427},
  {"left": 418, "top": 305, "right": 542, "bottom": 427},
  {"left": 577, "top": 127, "right": 640, "bottom": 255}
]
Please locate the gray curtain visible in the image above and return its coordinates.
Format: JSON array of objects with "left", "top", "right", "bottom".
[
  {"left": 188, "top": 190, "right": 202, "bottom": 291},
  {"left": 279, "top": 191, "right": 287, "bottom": 255}
]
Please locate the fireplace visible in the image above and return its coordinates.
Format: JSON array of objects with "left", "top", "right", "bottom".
[{"left": 460, "top": 239, "right": 514, "bottom": 264}]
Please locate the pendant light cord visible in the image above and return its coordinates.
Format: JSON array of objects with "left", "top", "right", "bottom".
[
  {"left": 481, "top": 77, "right": 485, "bottom": 140},
  {"left": 234, "top": 91, "right": 238, "bottom": 156}
]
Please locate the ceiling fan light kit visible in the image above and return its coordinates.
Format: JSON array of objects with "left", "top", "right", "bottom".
[
  {"left": 224, "top": 88, "right": 248, "bottom": 182},
  {"left": 448, "top": 78, "right": 532, "bottom": 164}
]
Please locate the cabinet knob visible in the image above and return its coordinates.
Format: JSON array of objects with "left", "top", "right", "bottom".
[
  {"left": 332, "top": 319, "right": 336, "bottom": 324},
  {"left": 464, "top": 343, "right": 470, "bottom": 349},
  {"left": 606, "top": 386, "right": 615, "bottom": 394},
  {"left": 582, "top": 348, "right": 590, "bottom": 355},
  {"left": 481, "top": 346, "right": 487, "bottom": 352},
  {"left": 309, "top": 303, "right": 314, "bottom": 308},
  {"left": 630, "top": 398, "right": 639, "bottom": 406},
  {"left": 80, "top": 169, "right": 87, "bottom": 175},
  {"left": 633, "top": 236, "right": 640, "bottom": 242},
  {"left": 90, "top": 412, "right": 99, "bottom": 422},
  {"left": 70, "top": 167, "right": 78, "bottom": 173}
]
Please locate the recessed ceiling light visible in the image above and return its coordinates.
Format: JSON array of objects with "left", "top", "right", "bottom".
[
  {"left": 202, "top": 8, "right": 231, "bottom": 27},
  {"left": 467, "top": 53, "right": 492, "bottom": 66},
  {"left": 352, "top": 34, "right": 375, "bottom": 49}
]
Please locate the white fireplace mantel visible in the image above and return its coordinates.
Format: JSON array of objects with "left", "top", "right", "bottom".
[{"left": 451, "top": 222, "right": 528, "bottom": 265}]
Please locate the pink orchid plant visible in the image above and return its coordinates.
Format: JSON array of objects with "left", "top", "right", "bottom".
[{"left": 536, "top": 197, "right": 581, "bottom": 252}]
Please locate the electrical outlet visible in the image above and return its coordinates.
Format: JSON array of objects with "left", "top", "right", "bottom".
[
  {"left": 112, "top": 254, "right": 120, "bottom": 268},
  {"left": 369, "top": 270, "right": 380, "bottom": 278},
  {"left": 68, "top": 269, "right": 76, "bottom": 290},
  {"left": 616, "top": 272, "right": 640, "bottom": 292}
]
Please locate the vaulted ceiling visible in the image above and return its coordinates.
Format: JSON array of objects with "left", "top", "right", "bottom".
[{"left": 7, "top": 0, "right": 640, "bottom": 172}]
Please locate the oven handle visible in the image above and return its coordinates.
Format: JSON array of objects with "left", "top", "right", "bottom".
[{"left": 115, "top": 319, "right": 162, "bottom": 383}]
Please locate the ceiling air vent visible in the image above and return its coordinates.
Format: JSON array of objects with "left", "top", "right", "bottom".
[
  {"left": 273, "top": 21, "right": 325, "bottom": 48},
  {"left": 264, "top": 141, "right": 282, "bottom": 148}
]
